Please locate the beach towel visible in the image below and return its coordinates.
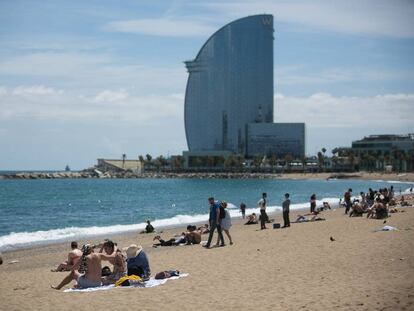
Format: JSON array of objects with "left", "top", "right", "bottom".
[
  {"left": 380, "top": 225, "right": 398, "bottom": 231},
  {"left": 63, "top": 273, "right": 188, "bottom": 292}
]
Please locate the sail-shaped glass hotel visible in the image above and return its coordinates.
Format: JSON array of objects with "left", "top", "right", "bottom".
[{"left": 184, "top": 15, "right": 305, "bottom": 158}]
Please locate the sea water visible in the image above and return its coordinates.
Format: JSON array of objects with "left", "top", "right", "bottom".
[{"left": 0, "top": 178, "right": 413, "bottom": 251}]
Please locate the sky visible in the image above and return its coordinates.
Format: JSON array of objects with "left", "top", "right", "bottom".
[{"left": 0, "top": 0, "right": 413, "bottom": 170}]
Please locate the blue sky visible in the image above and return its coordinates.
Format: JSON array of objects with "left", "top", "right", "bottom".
[{"left": 0, "top": 0, "right": 413, "bottom": 170}]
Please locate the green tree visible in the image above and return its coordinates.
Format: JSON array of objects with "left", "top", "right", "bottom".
[
  {"left": 317, "top": 151, "right": 324, "bottom": 171},
  {"left": 284, "top": 154, "right": 293, "bottom": 171}
]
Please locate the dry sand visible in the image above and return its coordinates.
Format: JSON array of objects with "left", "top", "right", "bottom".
[{"left": 1, "top": 201, "right": 414, "bottom": 311}]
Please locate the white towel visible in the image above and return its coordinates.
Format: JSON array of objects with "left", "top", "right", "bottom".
[{"left": 64, "top": 273, "right": 189, "bottom": 292}]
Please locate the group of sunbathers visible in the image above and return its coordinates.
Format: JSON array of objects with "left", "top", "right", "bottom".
[
  {"left": 152, "top": 224, "right": 207, "bottom": 247},
  {"left": 346, "top": 186, "right": 411, "bottom": 219},
  {"left": 51, "top": 239, "right": 151, "bottom": 290}
]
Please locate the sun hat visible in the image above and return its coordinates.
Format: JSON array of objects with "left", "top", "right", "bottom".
[{"left": 125, "top": 244, "right": 143, "bottom": 259}]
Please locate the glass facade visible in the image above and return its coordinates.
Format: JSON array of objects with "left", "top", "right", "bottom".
[
  {"left": 184, "top": 15, "right": 274, "bottom": 153},
  {"left": 246, "top": 123, "right": 305, "bottom": 157}
]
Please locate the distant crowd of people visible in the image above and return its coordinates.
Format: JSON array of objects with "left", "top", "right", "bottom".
[{"left": 342, "top": 185, "right": 410, "bottom": 219}]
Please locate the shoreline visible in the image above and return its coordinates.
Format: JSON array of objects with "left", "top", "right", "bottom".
[{"left": 0, "top": 205, "right": 313, "bottom": 255}]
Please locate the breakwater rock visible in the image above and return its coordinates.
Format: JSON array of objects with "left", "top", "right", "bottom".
[{"left": 0, "top": 170, "right": 283, "bottom": 180}]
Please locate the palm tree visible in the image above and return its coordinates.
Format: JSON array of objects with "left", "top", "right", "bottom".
[
  {"left": 347, "top": 152, "right": 355, "bottom": 171},
  {"left": 317, "top": 151, "right": 324, "bottom": 172},
  {"left": 285, "top": 154, "right": 293, "bottom": 171},
  {"left": 145, "top": 154, "right": 152, "bottom": 163},
  {"left": 269, "top": 155, "right": 277, "bottom": 172}
]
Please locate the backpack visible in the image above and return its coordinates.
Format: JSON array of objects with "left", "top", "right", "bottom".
[{"left": 219, "top": 206, "right": 226, "bottom": 219}]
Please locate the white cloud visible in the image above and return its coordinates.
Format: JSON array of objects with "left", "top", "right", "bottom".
[
  {"left": 12, "top": 85, "right": 62, "bottom": 95},
  {"left": 92, "top": 90, "right": 129, "bottom": 103},
  {"left": 105, "top": 18, "right": 217, "bottom": 37},
  {"left": 0, "top": 86, "right": 183, "bottom": 123},
  {"left": 274, "top": 92, "right": 414, "bottom": 128},
  {"left": 201, "top": 0, "right": 414, "bottom": 38},
  {"left": 275, "top": 66, "right": 414, "bottom": 86}
]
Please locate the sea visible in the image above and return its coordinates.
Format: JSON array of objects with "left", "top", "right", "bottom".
[{"left": 1, "top": 177, "right": 413, "bottom": 252}]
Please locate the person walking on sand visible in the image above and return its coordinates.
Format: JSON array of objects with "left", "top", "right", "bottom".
[
  {"left": 217, "top": 201, "right": 233, "bottom": 245},
  {"left": 282, "top": 193, "right": 291, "bottom": 228},
  {"left": 204, "top": 197, "right": 225, "bottom": 248},
  {"left": 310, "top": 194, "right": 316, "bottom": 214},
  {"left": 258, "top": 192, "right": 268, "bottom": 230},
  {"left": 344, "top": 188, "right": 352, "bottom": 214},
  {"left": 240, "top": 202, "right": 246, "bottom": 219}
]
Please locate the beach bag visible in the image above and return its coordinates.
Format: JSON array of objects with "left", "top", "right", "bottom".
[
  {"left": 155, "top": 270, "right": 180, "bottom": 280},
  {"left": 115, "top": 274, "right": 143, "bottom": 287}
]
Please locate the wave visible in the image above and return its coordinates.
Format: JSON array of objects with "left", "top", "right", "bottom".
[
  {"left": 0, "top": 197, "right": 340, "bottom": 252},
  {"left": 373, "top": 180, "right": 414, "bottom": 185}
]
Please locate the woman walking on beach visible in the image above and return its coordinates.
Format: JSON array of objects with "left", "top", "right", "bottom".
[
  {"left": 310, "top": 194, "right": 316, "bottom": 214},
  {"left": 217, "top": 201, "right": 233, "bottom": 245}
]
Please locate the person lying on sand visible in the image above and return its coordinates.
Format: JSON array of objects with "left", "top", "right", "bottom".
[
  {"left": 293, "top": 215, "right": 326, "bottom": 223},
  {"left": 153, "top": 234, "right": 186, "bottom": 247},
  {"left": 51, "top": 244, "right": 117, "bottom": 290},
  {"left": 400, "top": 196, "right": 411, "bottom": 207},
  {"left": 51, "top": 241, "right": 82, "bottom": 272},
  {"left": 245, "top": 213, "right": 258, "bottom": 225}
]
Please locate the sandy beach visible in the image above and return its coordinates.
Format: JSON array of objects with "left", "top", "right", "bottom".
[
  {"left": 277, "top": 172, "right": 414, "bottom": 183},
  {"left": 1, "top": 200, "right": 414, "bottom": 311}
]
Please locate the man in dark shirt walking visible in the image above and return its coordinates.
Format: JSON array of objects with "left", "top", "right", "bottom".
[
  {"left": 204, "top": 197, "right": 225, "bottom": 248},
  {"left": 282, "top": 193, "right": 291, "bottom": 228}
]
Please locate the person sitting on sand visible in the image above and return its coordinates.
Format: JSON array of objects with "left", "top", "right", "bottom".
[
  {"left": 185, "top": 226, "right": 202, "bottom": 245},
  {"left": 125, "top": 244, "right": 151, "bottom": 280},
  {"left": 51, "top": 241, "right": 82, "bottom": 272},
  {"left": 140, "top": 220, "right": 155, "bottom": 234},
  {"left": 245, "top": 213, "right": 258, "bottom": 225},
  {"left": 349, "top": 202, "right": 364, "bottom": 217},
  {"left": 366, "top": 198, "right": 385, "bottom": 219},
  {"left": 51, "top": 244, "right": 117, "bottom": 290},
  {"left": 99, "top": 240, "right": 126, "bottom": 285},
  {"left": 197, "top": 224, "right": 210, "bottom": 234}
]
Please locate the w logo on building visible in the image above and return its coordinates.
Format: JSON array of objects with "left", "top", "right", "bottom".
[{"left": 262, "top": 15, "right": 272, "bottom": 26}]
